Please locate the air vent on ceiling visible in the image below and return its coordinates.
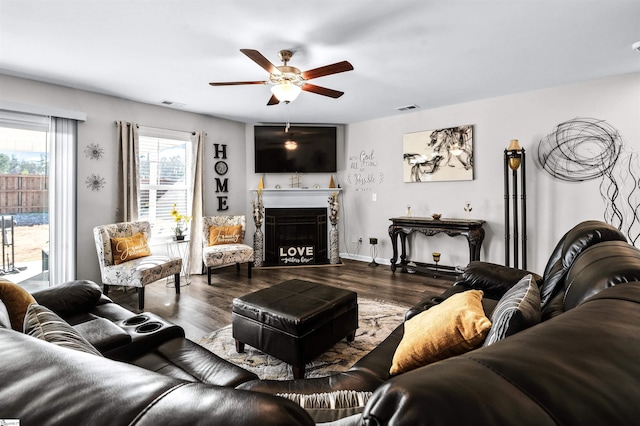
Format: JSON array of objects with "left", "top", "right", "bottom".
[
  {"left": 161, "top": 100, "right": 186, "bottom": 108},
  {"left": 396, "top": 104, "right": 420, "bottom": 112}
]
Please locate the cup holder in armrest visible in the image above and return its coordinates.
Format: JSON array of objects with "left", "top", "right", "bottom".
[
  {"left": 108, "top": 312, "right": 185, "bottom": 361},
  {"left": 135, "top": 321, "right": 163, "bottom": 334},
  {"left": 123, "top": 315, "right": 149, "bottom": 326}
]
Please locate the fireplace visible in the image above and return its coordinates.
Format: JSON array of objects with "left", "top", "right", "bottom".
[{"left": 265, "top": 208, "right": 328, "bottom": 265}]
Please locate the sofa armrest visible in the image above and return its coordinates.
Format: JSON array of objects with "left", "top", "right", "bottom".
[
  {"left": 238, "top": 367, "right": 385, "bottom": 395},
  {"left": 404, "top": 262, "right": 541, "bottom": 321},
  {"left": 130, "top": 337, "right": 259, "bottom": 388},
  {"left": 456, "top": 261, "right": 541, "bottom": 299},
  {"left": 73, "top": 317, "right": 132, "bottom": 352},
  {"left": 239, "top": 325, "right": 405, "bottom": 396},
  {"left": 31, "top": 280, "right": 103, "bottom": 317}
]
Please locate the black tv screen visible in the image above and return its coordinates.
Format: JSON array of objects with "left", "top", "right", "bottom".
[{"left": 254, "top": 125, "right": 337, "bottom": 173}]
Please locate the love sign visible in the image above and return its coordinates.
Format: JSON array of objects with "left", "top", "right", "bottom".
[{"left": 278, "top": 245, "right": 315, "bottom": 265}]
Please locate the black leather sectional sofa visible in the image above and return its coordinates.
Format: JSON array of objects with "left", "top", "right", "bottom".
[
  {"left": 0, "top": 278, "right": 314, "bottom": 425},
  {"left": 2, "top": 220, "right": 640, "bottom": 425}
]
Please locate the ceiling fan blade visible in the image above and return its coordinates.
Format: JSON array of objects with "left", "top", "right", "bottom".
[
  {"left": 240, "top": 49, "right": 281, "bottom": 75},
  {"left": 209, "top": 81, "right": 268, "bottom": 86},
  {"left": 301, "top": 61, "right": 354, "bottom": 80},
  {"left": 267, "top": 94, "right": 280, "bottom": 106},
  {"left": 302, "top": 83, "right": 344, "bottom": 98}
]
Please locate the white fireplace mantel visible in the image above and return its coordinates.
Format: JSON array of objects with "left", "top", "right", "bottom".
[
  {"left": 251, "top": 188, "right": 342, "bottom": 209},
  {"left": 250, "top": 188, "right": 342, "bottom": 266}
]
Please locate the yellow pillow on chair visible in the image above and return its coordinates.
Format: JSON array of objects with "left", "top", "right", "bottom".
[
  {"left": 110, "top": 232, "right": 151, "bottom": 265},
  {"left": 209, "top": 225, "right": 243, "bottom": 246}
]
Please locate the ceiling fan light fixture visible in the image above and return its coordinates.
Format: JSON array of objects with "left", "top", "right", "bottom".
[
  {"left": 271, "top": 82, "right": 302, "bottom": 103},
  {"left": 284, "top": 140, "right": 298, "bottom": 150}
]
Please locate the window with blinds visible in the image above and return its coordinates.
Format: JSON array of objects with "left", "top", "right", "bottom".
[{"left": 138, "top": 132, "right": 193, "bottom": 237}]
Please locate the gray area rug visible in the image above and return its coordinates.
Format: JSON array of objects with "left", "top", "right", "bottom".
[{"left": 197, "top": 297, "right": 407, "bottom": 380}]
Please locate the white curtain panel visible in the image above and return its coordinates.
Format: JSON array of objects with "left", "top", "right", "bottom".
[
  {"left": 115, "top": 121, "right": 139, "bottom": 223},
  {"left": 49, "top": 117, "right": 77, "bottom": 283},
  {"left": 189, "top": 131, "right": 205, "bottom": 274}
]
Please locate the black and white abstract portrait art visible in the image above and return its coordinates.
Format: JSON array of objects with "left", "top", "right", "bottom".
[{"left": 403, "top": 125, "right": 474, "bottom": 182}]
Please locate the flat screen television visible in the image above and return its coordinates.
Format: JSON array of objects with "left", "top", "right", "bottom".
[{"left": 254, "top": 125, "right": 337, "bottom": 173}]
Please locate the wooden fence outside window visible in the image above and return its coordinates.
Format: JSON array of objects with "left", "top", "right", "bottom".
[{"left": 0, "top": 175, "right": 48, "bottom": 214}]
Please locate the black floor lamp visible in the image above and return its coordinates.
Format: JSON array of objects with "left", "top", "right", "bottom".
[{"left": 504, "top": 139, "right": 527, "bottom": 269}]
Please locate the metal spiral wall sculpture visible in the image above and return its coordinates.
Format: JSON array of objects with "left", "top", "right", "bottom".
[{"left": 537, "top": 117, "right": 640, "bottom": 245}]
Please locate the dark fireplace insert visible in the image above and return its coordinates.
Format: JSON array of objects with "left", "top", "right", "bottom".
[{"left": 264, "top": 208, "right": 328, "bottom": 266}]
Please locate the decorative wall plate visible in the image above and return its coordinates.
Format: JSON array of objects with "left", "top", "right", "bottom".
[
  {"left": 84, "top": 143, "right": 104, "bottom": 160},
  {"left": 86, "top": 174, "right": 105, "bottom": 191},
  {"left": 214, "top": 161, "right": 228, "bottom": 175}
]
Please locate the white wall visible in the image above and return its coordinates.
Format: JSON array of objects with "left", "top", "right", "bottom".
[
  {"left": 340, "top": 72, "right": 640, "bottom": 274},
  {"left": 0, "top": 74, "right": 247, "bottom": 283},
  {"left": 3, "top": 71, "right": 639, "bottom": 284}
]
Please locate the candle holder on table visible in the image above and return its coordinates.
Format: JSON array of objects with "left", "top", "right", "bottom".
[{"left": 432, "top": 252, "right": 441, "bottom": 277}]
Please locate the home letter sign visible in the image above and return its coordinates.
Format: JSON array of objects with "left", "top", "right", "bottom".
[{"left": 213, "top": 143, "right": 229, "bottom": 211}]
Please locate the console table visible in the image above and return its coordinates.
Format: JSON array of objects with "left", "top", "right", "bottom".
[{"left": 388, "top": 216, "right": 486, "bottom": 275}]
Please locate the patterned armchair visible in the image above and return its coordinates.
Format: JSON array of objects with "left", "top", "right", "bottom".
[
  {"left": 93, "top": 221, "right": 182, "bottom": 310},
  {"left": 202, "top": 215, "right": 254, "bottom": 285}
]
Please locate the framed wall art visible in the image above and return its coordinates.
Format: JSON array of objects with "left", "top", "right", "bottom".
[{"left": 403, "top": 125, "right": 474, "bottom": 182}]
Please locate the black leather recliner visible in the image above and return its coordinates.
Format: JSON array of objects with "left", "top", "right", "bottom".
[
  {"left": 405, "top": 219, "right": 629, "bottom": 320},
  {"left": 362, "top": 236, "right": 640, "bottom": 425},
  {"left": 30, "top": 279, "right": 260, "bottom": 387}
]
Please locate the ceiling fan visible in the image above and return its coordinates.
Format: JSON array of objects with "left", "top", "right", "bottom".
[{"left": 209, "top": 49, "right": 354, "bottom": 105}]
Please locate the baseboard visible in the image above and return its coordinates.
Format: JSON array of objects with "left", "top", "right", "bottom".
[{"left": 339, "top": 253, "right": 390, "bottom": 266}]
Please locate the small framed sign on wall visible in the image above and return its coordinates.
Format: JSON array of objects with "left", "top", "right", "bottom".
[{"left": 403, "top": 125, "right": 474, "bottom": 182}]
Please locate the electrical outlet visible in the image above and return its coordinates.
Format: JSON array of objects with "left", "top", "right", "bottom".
[
  {"left": 358, "top": 237, "right": 363, "bottom": 243},
  {"left": 351, "top": 235, "right": 359, "bottom": 243},
  {"left": 372, "top": 193, "right": 377, "bottom": 201},
  {"left": 369, "top": 237, "right": 378, "bottom": 245}
]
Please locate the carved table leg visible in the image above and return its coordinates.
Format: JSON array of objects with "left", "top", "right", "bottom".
[
  {"left": 399, "top": 232, "right": 409, "bottom": 272},
  {"left": 389, "top": 225, "right": 400, "bottom": 272}
]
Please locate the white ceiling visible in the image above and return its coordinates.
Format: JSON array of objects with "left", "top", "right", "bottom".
[{"left": 1, "top": 1, "right": 639, "bottom": 125}]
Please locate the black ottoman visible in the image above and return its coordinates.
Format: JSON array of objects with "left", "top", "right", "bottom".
[{"left": 232, "top": 279, "right": 358, "bottom": 378}]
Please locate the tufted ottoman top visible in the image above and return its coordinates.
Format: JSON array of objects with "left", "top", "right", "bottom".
[{"left": 232, "top": 279, "right": 357, "bottom": 337}]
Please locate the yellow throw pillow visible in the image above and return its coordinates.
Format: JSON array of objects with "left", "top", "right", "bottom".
[
  {"left": 389, "top": 290, "right": 492, "bottom": 375},
  {"left": 209, "top": 225, "right": 243, "bottom": 246},
  {"left": 110, "top": 232, "right": 151, "bottom": 265},
  {"left": 0, "top": 278, "right": 37, "bottom": 331}
]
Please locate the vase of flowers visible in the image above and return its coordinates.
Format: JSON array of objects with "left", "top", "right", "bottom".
[{"left": 170, "top": 204, "right": 192, "bottom": 240}]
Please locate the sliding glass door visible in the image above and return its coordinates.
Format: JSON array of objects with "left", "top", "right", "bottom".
[{"left": 0, "top": 121, "right": 50, "bottom": 289}]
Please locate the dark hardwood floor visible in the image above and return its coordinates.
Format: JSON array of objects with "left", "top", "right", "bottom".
[{"left": 108, "top": 259, "right": 454, "bottom": 340}]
